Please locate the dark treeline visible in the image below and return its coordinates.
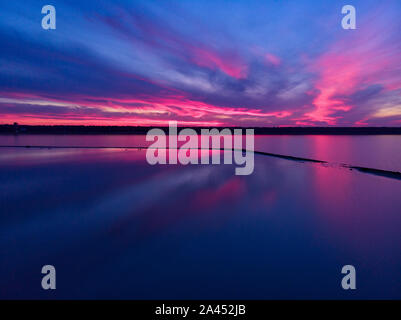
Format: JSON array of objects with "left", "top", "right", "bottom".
[{"left": 1, "top": 124, "right": 400, "bottom": 135}]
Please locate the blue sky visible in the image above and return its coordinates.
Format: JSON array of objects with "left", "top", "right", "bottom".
[{"left": 1, "top": 0, "right": 400, "bottom": 126}]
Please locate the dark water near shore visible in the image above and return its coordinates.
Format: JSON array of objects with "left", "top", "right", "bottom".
[{"left": 0, "top": 135, "right": 400, "bottom": 299}]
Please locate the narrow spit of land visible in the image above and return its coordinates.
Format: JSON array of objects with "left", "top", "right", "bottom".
[{"left": 0, "top": 145, "right": 400, "bottom": 181}]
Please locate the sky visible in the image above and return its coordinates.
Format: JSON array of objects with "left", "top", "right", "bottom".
[{"left": 0, "top": 0, "right": 400, "bottom": 126}]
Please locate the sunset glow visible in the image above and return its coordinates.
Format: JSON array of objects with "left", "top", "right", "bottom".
[{"left": 1, "top": 0, "right": 400, "bottom": 126}]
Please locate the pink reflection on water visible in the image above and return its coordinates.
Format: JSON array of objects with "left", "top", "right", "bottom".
[
  {"left": 192, "top": 176, "right": 245, "bottom": 211},
  {"left": 311, "top": 135, "right": 353, "bottom": 226},
  {"left": 311, "top": 135, "right": 352, "bottom": 164}
]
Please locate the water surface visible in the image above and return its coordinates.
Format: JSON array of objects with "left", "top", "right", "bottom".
[
  {"left": 1, "top": 134, "right": 400, "bottom": 171},
  {"left": 0, "top": 135, "right": 400, "bottom": 299}
]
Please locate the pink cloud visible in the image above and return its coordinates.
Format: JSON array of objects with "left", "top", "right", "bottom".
[
  {"left": 265, "top": 53, "right": 281, "bottom": 66},
  {"left": 102, "top": 11, "right": 249, "bottom": 80},
  {"left": 304, "top": 18, "right": 401, "bottom": 125},
  {"left": 0, "top": 91, "right": 291, "bottom": 126},
  {"left": 191, "top": 47, "right": 248, "bottom": 79}
]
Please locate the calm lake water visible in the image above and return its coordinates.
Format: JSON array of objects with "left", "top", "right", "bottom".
[
  {"left": 1, "top": 134, "right": 400, "bottom": 171},
  {"left": 0, "top": 135, "right": 400, "bottom": 299}
]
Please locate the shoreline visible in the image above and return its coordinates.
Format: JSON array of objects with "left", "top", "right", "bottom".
[{"left": 1, "top": 124, "right": 401, "bottom": 135}]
